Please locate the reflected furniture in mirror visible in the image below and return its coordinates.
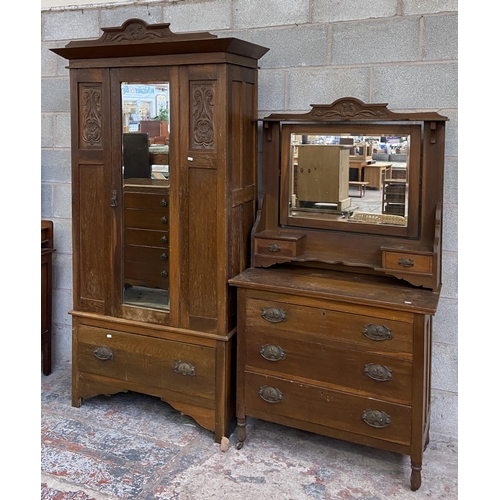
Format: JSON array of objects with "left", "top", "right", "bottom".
[
  {"left": 41, "top": 220, "right": 56, "bottom": 376},
  {"left": 229, "top": 98, "right": 447, "bottom": 489},
  {"left": 52, "top": 18, "right": 268, "bottom": 442}
]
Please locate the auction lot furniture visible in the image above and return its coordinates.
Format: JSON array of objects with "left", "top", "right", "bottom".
[{"left": 230, "top": 98, "right": 447, "bottom": 490}]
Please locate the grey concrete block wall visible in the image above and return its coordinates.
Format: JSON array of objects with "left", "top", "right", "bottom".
[{"left": 41, "top": 0, "right": 458, "bottom": 440}]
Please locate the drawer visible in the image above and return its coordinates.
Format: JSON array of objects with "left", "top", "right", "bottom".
[
  {"left": 124, "top": 244, "right": 169, "bottom": 264},
  {"left": 124, "top": 191, "right": 169, "bottom": 211},
  {"left": 124, "top": 208, "right": 169, "bottom": 231},
  {"left": 244, "top": 371, "right": 411, "bottom": 446},
  {"left": 255, "top": 234, "right": 305, "bottom": 258},
  {"left": 125, "top": 228, "right": 169, "bottom": 247},
  {"left": 246, "top": 331, "right": 412, "bottom": 403},
  {"left": 383, "top": 251, "right": 432, "bottom": 274},
  {"left": 245, "top": 298, "right": 413, "bottom": 357},
  {"left": 77, "top": 325, "right": 215, "bottom": 399},
  {"left": 124, "top": 257, "right": 169, "bottom": 288}
]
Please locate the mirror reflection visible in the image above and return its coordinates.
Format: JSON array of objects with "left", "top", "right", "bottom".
[
  {"left": 289, "top": 133, "right": 409, "bottom": 226},
  {"left": 121, "top": 83, "right": 170, "bottom": 311}
]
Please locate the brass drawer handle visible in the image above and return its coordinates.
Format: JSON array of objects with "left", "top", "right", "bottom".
[
  {"left": 160, "top": 253, "right": 168, "bottom": 261},
  {"left": 160, "top": 216, "right": 168, "bottom": 224},
  {"left": 160, "top": 198, "right": 168, "bottom": 206},
  {"left": 174, "top": 361, "right": 196, "bottom": 376},
  {"left": 160, "top": 236, "right": 168, "bottom": 244},
  {"left": 260, "top": 344, "right": 286, "bottom": 361},
  {"left": 161, "top": 270, "right": 168, "bottom": 278},
  {"left": 398, "top": 258, "right": 414, "bottom": 267},
  {"left": 267, "top": 243, "right": 281, "bottom": 252},
  {"left": 362, "top": 409, "right": 392, "bottom": 428},
  {"left": 259, "top": 385, "right": 283, "bottom": 404},
  {"left": 363, "top": 324, "right": 392, "bottom": 341},
  {"left": 261, "top": 307, "right": 286, "bottom": 323},
  {"left": 364, "top": 363, "right": 393, "bottom": 382},
  {"left": 93, "top": 346, "right": 113, "bottom": 361}
]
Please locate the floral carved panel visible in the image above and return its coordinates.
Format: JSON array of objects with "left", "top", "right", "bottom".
[
  {"left": 79, "top": 84, "right": 102, "bottom": 148},
  {"left": 191, "top": 83, "right": 215, "bottom": 150}
]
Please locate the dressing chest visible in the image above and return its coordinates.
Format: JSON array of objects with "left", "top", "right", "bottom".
[{"left": 229, "top": 98, "right": 447, "bottom": 490}]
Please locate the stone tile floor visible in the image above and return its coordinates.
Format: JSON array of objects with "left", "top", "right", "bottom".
[{"left": 42, "top": 362, "right": 458, "bottom": 499}]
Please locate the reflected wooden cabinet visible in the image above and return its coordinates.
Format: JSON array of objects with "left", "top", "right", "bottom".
[
  {"left": 52, "top": 19, "right": 268, "bottom": 441},
  {"left": 230, "top": 98, "right": 447, "bottom": 490}
]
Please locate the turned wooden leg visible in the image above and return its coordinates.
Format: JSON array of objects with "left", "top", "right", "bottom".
[
  {"left": 236, "top": 416, "right": 246, "bottom": 449},
  {"left": 410, "top": 461, "right": 422, "bottom": 491}
]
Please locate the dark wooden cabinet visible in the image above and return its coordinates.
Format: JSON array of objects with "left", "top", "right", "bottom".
[
  {"left": 41, "top": 220, "right": 56, "bottom": 375},
  {"left": 229, "top": 98, "right": 447, "bottom": 490},
  {"left": 52, "top": 19, "right": 268, "bottom": 441}
]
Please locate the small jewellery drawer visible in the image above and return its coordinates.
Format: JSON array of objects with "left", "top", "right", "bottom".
[
  {"left": 124, "top": 191, "right": 169, "bottom": 211},
  {"left": 245, "top": 298, "right": 413, "bottom": 357},
  {"left": 77, "top": 325, "right": 215, "bottom": 399},
  {"left": 246, "top": 331, "right": 412, "bottom": 403},
  {"left": 382, "top": 251, "right": 432, "bottom": 274},
  {"left": 255, "top": 234, "right": 306, "bottom": 258},
  {"left": 245, "top": 371, "right": 411, "bottom": 445}
]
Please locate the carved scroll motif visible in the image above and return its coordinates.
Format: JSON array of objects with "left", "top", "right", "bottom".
[
  {"left": 310, "top": 99, "right": 389, "bottom": 120},
  {"left": 80, "top": 86, "right": 102, "bottom": 148},
  {"left": 103, "top": 21, "right": 173, "bottom": 43},
  {"left": 191, "top": 83, "right": 215, "bottom": 149}
]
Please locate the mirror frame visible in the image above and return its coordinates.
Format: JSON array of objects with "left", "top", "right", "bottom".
[{"left": 279, "top": 122, "right": 421, "bottom": 238}]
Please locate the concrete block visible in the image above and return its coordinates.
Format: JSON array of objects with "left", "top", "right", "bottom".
[
  {"left": 100, "top": 4, "right": 163, "bottom": 29},
  {"left": 54, "top": 252, "right": 73, "bottom": 291},
  {"left": 442, "top": 203, "right": 458, "bottom": 253},
  {"left": 433, "top": 298, "right": 458, "bottom": 345},
  {"left": 332, "top": 18, "right": 420, "bottom": 65},
  {"left": 53, "top": 218, "right": 73, "bottom": 255},
  {"left": 53, "top": 322, "right": 73, "bottom": 364},
  {"left": 312, "top": 0, "right": 397, "bottom": 22},
  {"left": 373, "top": 63, "right": 458, "bottom": 109},
  {"left": 41, "top": 114, "right": 55, "bottom": 148},
  {"left": 430, "top": 389, "right": 458, "bottom": 439},
  {"left": 440, "top": 250, "right": 458, "bottom": 300},
  {"left": 257, "top": 70, "right": 287, "bottom": 112},
  {"left": 444, "top": 157, "right": 458, "bottom": 205},
  {"left": 41, "top": 78, "right": 70, "bottom": 113},
  {"left": 289, "top": 67, "right": 370, "bottom": 111},
  {"left": 402, "top": 0, "right": 458, "bottom": 15},
  {"left": 163, "top": 0, "right": 232, "bottom": 32},
  {"left": 432, "top": 342, "right": 458, "bottom": 392},
  {"left": 41, "top": 184, "right": 53, "bottom": 218},
  {"left": 252, "top": 25, "right": 328, "bottom": 69},
  {"left": 234, "top": 0, "right": 308, "bottom": 29},
  {"left": 55, "top": 114, "right": 71, "bottom": 148},
  {"left": 42, "top": 9, "right": 100, "bottom": 41},
  {"left": 53, "top": 289, "right": 73, "bottom": 327},
  {"left": 41, "top": 43, "right": 58, "bottom": 77},
  {"left": 423, "top": 15, "right": 458, "bottom": 61},
  {"left": 41, "top": 149, "right": 71, "bottom": 183},
  {"left": 444, "top": 109, "right": 458, "bottom": 157},
  {"left": 53, "top": 183, "right": 72, "bottom": 219}
]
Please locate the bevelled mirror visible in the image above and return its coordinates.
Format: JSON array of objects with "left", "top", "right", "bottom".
[
  {"left": 121, "top": 82, "right": 171, "bottom": 311},
  {"left": 280, "top": 123, "right": 421, "bottom": 238}
]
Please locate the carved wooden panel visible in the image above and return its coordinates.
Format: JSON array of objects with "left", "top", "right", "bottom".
[
  {"left": 79, "top": 84, "right": 102, "bottom": 149},
  {"left": 191, "top": 82, "right": 215, "bottom": 150}
]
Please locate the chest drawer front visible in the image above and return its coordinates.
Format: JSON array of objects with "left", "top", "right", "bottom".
[
  {"left": 246, "top": 298, "right": 413, "bottom": 357},
  {"left": 77, "top": 326, "right": 215, "bottom": 399},
  {"left": 255, "top": 237, "right": 305, "bottom": 258},
  {"left": 245, "top": 372, "right": 411, "bottom": 446},
  {"left": 383, "top": 252, "right": 432, "bottom": 274},
  {"left": 246, "top": 331, "right": 412, "bottom": 403},
  {"left": 124, "top": 208, "right": 169, "bottom": 231},
  {"left": 124, "top": 192, "right": 169, "bottom": 211},
  {"left": 125, "top": 228, "right": 169, "bottom": 247}
]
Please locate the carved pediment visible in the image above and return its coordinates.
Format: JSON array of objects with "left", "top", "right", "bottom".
[
  {"left": 264, "top": 97, "right": 448, "bottom": 122},
  {"left": 98, "top": 18, "right": 217, "bottom": 45}
]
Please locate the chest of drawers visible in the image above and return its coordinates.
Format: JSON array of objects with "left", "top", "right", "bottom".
[{"left": 229, "top": 266, "right": 439, "bottom": 491}]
